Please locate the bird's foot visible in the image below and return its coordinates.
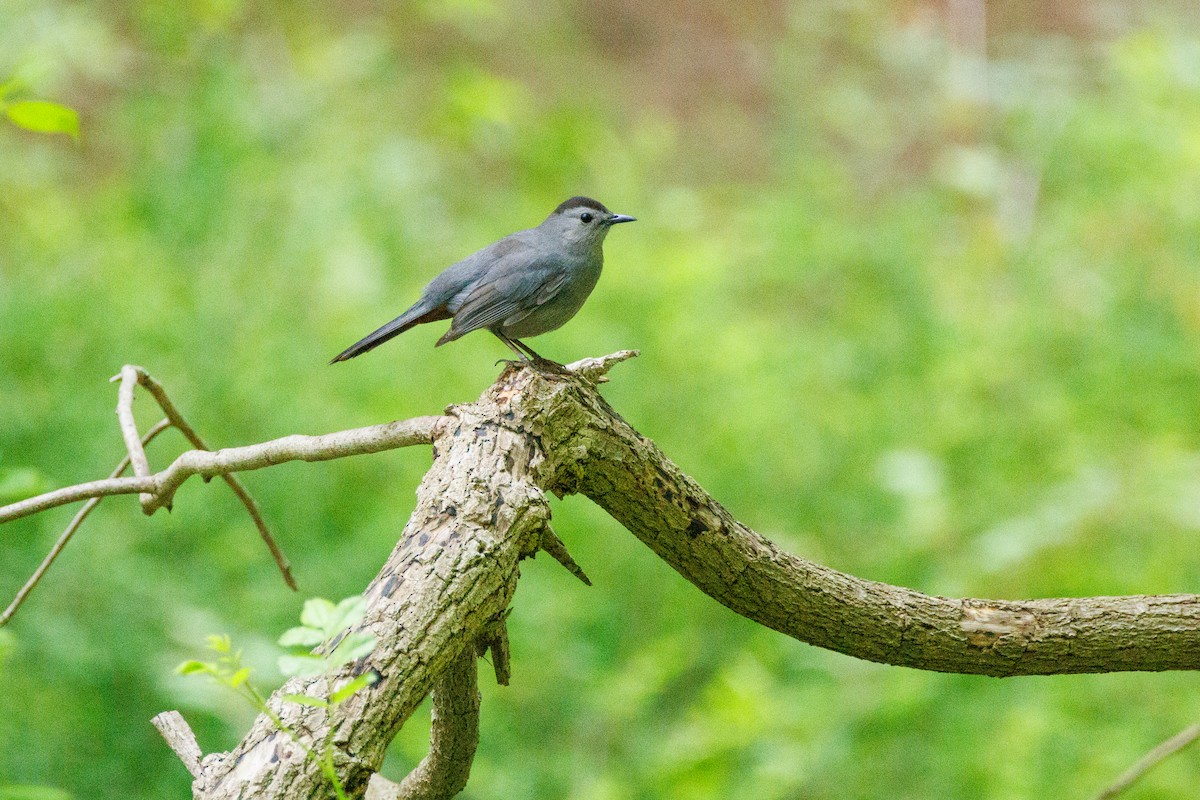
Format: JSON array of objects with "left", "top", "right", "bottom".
[
  {"left": 530, "top": 357, "right": 570, "bottom": 375},
  {"left": 494, "top": 356, "right": 570, "bottom": 376}
]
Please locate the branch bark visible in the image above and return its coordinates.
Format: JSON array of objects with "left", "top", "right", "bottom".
[
  {"left": 373, "top": 640, "right": 481, "bottom": 800},
  {"left": 189, "top": 384, "right": 549, "bottom": 798}
]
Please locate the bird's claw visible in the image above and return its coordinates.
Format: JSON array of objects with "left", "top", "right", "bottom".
[
  {"left": 493, "top": 356, "right": 569, "bottom": 376},
  {"left": 530, "top": 357, "right": 570, "bottom": 375}
]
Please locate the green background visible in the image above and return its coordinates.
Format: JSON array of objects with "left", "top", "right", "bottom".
[{"left": 3, "top": 1, "right": 1200, "bottom": 797}]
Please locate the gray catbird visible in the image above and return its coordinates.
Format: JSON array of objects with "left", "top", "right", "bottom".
[{"left": 331, "top": 196, "right": 635, "bottom": 365}]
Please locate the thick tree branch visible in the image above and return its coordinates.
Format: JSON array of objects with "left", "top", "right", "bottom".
[
  {"left": 523, "top": 365, "right": 1200, "bottom": 676},
  {"left": 188, "top": 396, "right": 546, "bottom": 799}
]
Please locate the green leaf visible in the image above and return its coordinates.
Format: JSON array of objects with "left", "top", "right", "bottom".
[
  {"left": 278, "top": 653, "right": 327, "bottom": 678},
  {"left": 280, "top": 693, "right": 329, "bottom": 709},
  {"left": 330, "top": 672, "right": 378, "bottom": 705},
  {"left": 205, "top": 634, "right": 232, "bottom": 654},
  {"left": 329, "top": 632, "right": 377, "bottom": 666},
  {"left": 278, "top": 625, "right": 325, "bottom": 648},
  {"left": 298, "top": 598, "right": 337, "bottom": 633},
  {"left": 227, "top": 667, "right": 252, "bottom": 688},
  {"left": 175, "top": 660, "right": 215, "bottom": 676},
  {"left": 4, "top": 100, "right": 79, "bottom": 141},
  {"left": 0, "top": 78, "right": 21, "bottom": 101},
  {"left": 328, "top": 595, "right": 368, "bottom": 632}
]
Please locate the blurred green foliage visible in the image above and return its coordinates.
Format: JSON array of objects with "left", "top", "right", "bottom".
[{"left": 2, "top": 1, "right": 1200, "bottom": 798}]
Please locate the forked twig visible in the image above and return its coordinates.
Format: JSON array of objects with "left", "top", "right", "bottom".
[
  {"left": 0, "top": 417, "right": 439, "bottom": 524},
  {"left": 112, "top": 366, "right": 297, "bottom": 590},
  {"left": 1, "top": 418, "right": 172, "bottom": 627}
]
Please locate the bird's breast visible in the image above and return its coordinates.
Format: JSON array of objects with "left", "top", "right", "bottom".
[{"left": 500, "top": 253, "right": 603, "bottom": 339}]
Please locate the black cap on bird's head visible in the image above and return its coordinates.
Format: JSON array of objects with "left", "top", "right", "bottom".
[
  {"left": 554, "top": 196, "right": 611, "bottom": 216},
  {"left": 549, "top": 196, "right": 637, "bottom": 228}
]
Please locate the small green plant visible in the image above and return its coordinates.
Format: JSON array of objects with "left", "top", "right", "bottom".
[
  {"left": 0, "top": 78, "right": 79, "bottom": 141},
  {"left": 177, "top": 596, "right": 379, "bottom": 800}
]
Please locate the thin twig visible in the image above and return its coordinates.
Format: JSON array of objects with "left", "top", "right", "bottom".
[
  {"left": 0, "top": 475, "right": 160, "bottom": 521},
  {"left": 114, "top": 366, "right": 298, "bottom": 589},
  {"left": 114, "top": 365, "right": 154, "bottom": 507},
  {"left": 1, "top": 418, "right": 171, "bottom": 627},
  {"left": 1092, "top": 723, "right": 1200, "bottom": 800},
  {"left": 0, "top": 416, "right": 441, "bottom": 525}
]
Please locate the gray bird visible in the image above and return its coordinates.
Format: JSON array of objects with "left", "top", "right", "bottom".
[{"left": 331, "top": 196, "right": 635, "bottom": 365}]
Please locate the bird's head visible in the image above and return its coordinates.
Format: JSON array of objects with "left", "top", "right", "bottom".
[{"left": 541, "top": 196, "right": 636, "bottom": 251}]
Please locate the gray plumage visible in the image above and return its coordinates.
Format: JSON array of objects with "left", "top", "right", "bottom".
[{"left": 331, "top": 196, "right": 635, "bottom": 364}]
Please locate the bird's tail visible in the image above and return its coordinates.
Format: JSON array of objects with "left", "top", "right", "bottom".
[{"left": 329, "top": 301, "right": 449, "bottom": 363}]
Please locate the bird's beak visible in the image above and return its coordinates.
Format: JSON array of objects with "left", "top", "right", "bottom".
[{"left": 607, "top": 214, "right": 637, "bottom": 225}]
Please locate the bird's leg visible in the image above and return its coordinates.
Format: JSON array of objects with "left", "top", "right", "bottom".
[
  {"left": 492, "top": 332, "right": 532, "bottom": 366},
  {"left": 511, "top": 338, "right": 545, "bottom": 360},
  {"left": 492, "top": 332, "right": 568, "bottom": 374},
  {"left": 512, "top": 338, "right": 569, "bottom": 374}
]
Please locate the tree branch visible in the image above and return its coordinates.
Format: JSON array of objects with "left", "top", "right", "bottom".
[
  {"left": 0, "top": 417, "right": 441, "bottom": 525},
  {"left": 188, "top": 394, "right": 545, "bottom": 799},
  {"left": 114, "top": 365, "right": 299, "bottom": 587},
  {"left": 525, "top": 359, "right": 1200, "bottom": 676},
  {"left": 153, "top": 710, "right": 205, "bottom": 779},
  {"left": 370, "top": 640, "right": 480, "bottom": 800}
]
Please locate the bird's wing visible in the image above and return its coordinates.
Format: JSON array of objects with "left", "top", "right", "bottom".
[{"left": 440, "top": 252, "right": 568, "bottom": 342}]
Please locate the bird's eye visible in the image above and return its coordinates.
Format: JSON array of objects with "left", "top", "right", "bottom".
[{"left": 580, "top": 212, "right": 593, "bottom": 223}]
